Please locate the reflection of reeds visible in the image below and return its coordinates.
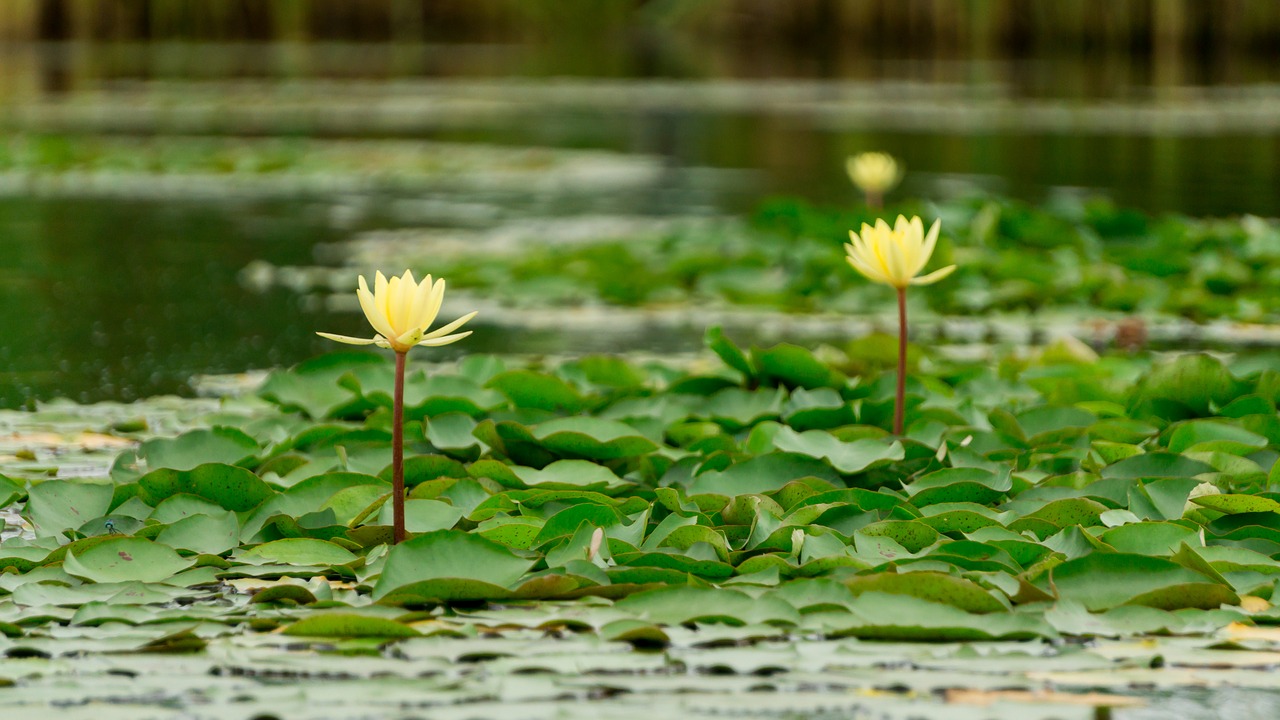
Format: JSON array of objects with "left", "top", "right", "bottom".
[{"left": 2, "top": 0, "right": 1279, "bottom": 61}]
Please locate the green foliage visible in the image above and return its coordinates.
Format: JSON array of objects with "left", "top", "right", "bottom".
[
  {"left": 335, "top": 195, "right": 1280, "bottom": 324},
  {"left": 5, "top": 331, "right": 1280, "bottom": 700}
]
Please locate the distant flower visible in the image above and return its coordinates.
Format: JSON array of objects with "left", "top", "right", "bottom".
[
  {"left": 318, "top": 270, "right": 477, "bottom": 353},
  {"left": 846, "top": 152, "right": 903, "bottom": 195},
  {"left": 845, "top": 215, "right": 955, "bottom": 290}
]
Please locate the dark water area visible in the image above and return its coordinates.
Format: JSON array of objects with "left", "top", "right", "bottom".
[
  {"left": 0, "top": 197, "right": 344, "bottom": 406},
  {"left": 0, "top": 194, "right": 695, "bottom": 407}
]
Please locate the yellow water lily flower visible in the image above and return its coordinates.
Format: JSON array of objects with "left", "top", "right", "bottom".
[
  {"left": 846, "top": 152, "right": 902, "bottom": 195},
  {"left": 845, "top": 215, "right": 955, "bottom": 290},
  {"left": 318, "top": 270, "right": 477, "bottom": 353}
]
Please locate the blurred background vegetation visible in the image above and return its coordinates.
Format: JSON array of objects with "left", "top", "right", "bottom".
[
  {"left": 2, "top": 0, "right": 1279, "bottom": 407},
  {"left": 5, "top": 1, "right": 1280, "bottom": 62}
]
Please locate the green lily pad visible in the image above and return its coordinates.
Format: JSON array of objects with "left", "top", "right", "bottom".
[
  {"left": 138, "top": 427, "right": 259, "bottom": 472},
  {"left": 282, "top": 613, "right": 420, "bottom": 638},
  {"left": 614, "top": 586, "right": 800, "bottom": 626},
  {"left": 771, "top": 426, "right": 904, "bottom": 474},
  {"left": 26, "top": 479, "right": 113, "bottom": 538},
  {"left": 844, "top": 571, "right": 1008, "bottom": 613},
  {"left": 372, "top": 530, "right": 535, "bottom": 601},
  {"left": 905, "top": 467, "right": 1012, "bottom": 507},
  {"left": 63, "top": 537, "right": 194, "bottom": 583},
  {"left": 1043, "top": 552, "right": 1237, "bottom": 611},
  {"left": 529, "top": 417, "right": 658, "bottom": 459},
  {"left": 240, "top": 538, "right": 358, "bottom": 566},
  {"left": 138, "top": 462, "right": 275, "bottom": 512}
]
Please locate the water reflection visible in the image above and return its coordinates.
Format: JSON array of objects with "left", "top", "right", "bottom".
[{"left": 0, "top": 197, "right": 344, "bottom": 407}]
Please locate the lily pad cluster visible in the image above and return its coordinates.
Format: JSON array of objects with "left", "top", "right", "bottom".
[
  {"left": 388, "top": 195, "right": 1280, "bottom": 323},
  {"left": 2, "top": 330, "right": 1280, "bottom": 636},
  {"left": 4, "top": 332, "right": 1280, "bottom": 715}
]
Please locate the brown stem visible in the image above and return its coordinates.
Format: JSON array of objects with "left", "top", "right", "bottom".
[
  {"left": 895, "top": 287, "right": 907, "bottom": 436},
  {"left": 866, "top": 190, "right": 883, "bottom": 210},
  {"left": 392, "top": 350, "right": 407, "bottom": 544}
]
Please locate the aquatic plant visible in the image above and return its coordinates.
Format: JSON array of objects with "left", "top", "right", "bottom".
[
  {"left": 318, "top": 270, "right": 476, "bottom": 542},
  {"left": 845, "top": 215, "right": 955, "bottom": 434}
]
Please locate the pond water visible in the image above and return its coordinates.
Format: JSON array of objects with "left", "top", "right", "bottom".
[{"left": 2, "top": 43, "right": 1280, "bottom": 406}]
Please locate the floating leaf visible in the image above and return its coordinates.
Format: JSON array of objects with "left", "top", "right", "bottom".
[
  {"left": 844, "top": 571, "right": 1008, "bottom": 613},
  {"left": 373, "top": 530, "right": 535, "bottom": 601},
  {"left": 138, "top": 427, "right": 259, "bottom": 472},
  {"left": 138, "top": 462, "right": 274, "bottom": 512},
  {"left": 1044, "top": 552, "right": 1237, "bottom": 611},
  {"left": 282, "top": 614, "right": 420, "bottom": 638},
  {"left": 614, "top": 586, "right": 800, "bottom": 626},
  {"left": 26, "top": 479, "right": 113, "bottom": 538},
  {"left": 771, "top": 426, "right": 903, "bottom": 474},
  {"left": 240, "top": 538, "right": 358, "bottom": 566},
  {"left": 63, "top": 538, "right": 194, "bottom": 583}
]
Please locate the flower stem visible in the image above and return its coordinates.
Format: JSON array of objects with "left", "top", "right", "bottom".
[
  {"left": 895, "top": 287, "right": 907, "bottom": 436},
  {"left": 392, "top": 350, "right": 407, "bottom": 544},
  {"left": 866, "top": 190, "right": 883, "bottom": 210}
]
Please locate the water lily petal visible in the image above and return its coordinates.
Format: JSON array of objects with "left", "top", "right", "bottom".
[
  {"left": 417, "top": 330, "right": 473, "bottom": 347},
  {"left": 904, "top": 215, "right": 924, "bottom": 271},
  {"left": 316, "top": 332, "right": 379, "bottom": 345},
  {"left": 846, "top": 255, "right": 889, "bottom": 285},
  {"left": 357, "top": 278, "right": 396, "bottom": 340},
  {"left": 393, "top": 270, "right": 419, "bottom": 333},
  {"left": 421, "top": 310, "right": 478, "bottom": 340},
  {"left": 910, "top": 264, "right": 956, "bottom": 286},
  {"left": 374, "top": 271, "right": 390, "bottom": 321},
  {"left": 408, "top": 274, "right": 435, "bottom": 328},
  {"left": 418, "top": 277, "right": 446, "bottom": 331},
  {"left": 917, "top": 218, "right": 941, "bottom": 273}
]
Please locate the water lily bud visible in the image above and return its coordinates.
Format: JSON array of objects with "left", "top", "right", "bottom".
[{"left": 587, "top": 527, "right": 605, "bottom": 562}]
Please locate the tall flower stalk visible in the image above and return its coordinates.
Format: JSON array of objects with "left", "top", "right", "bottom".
[
  {"left": 318, "top": 270, "right": 477, "bottom": 543},
  {"left": 845, "top": 216, "right": 954, "bottom": 435}
]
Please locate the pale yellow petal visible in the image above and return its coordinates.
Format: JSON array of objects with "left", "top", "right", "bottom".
[
  {"left": 421, "top": 310, "right": 478, "bottom": 340},
  {"left": 357, "top": 285, "right": 395, "bottom": 340},
  {"left": 394, "top": 327, "right": 424, "bottom": 348},
  {"left": 904, "top": 216, "right": 924, "bottom": 271},
  {"left": 847, "top": 231, "right": 877, "bottom": 268},
  {"left": 417, "top": 330, "right": 473, "bottom": 347},
  {"left": 910, "top": 264, "right": 956, "bottom": 286},
  {"left": 866, "top": 229, "right": 895, "bottom": 281},
  {"left": 316, "top": 331, "right": 380, "bottom": 345},
  {"left": 846, "top": 255, "right": 890, "bottom": 285},
  {"left": 381, "top": 271, "right": 407, "bottom": 333},
  {"left": 419, "top": 277, "right": 445, "bottom": 330},
  {"left": 374, "top": 271, "right": 390, "bottom": 320},
  {"left": 878, "top": 223, "right": 908, "bottom": 286},
  {"left": 918, "top": 218, "right": 942, "bottom": 273},
  {"left": 395, "top": 270, "right": 418, "bottom": 331},
  {"left": 408, "top": 274, "right": 435, "bottom": 328}
]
